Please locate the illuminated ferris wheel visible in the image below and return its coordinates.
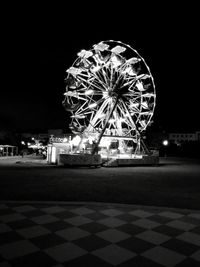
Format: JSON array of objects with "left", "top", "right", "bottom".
[{"left": 62, "top": 40, "right": 156, "bottom": 155}]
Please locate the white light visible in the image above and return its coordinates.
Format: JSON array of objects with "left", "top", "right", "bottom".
[
  {"left": 51, "top": 147, "right": 56, "bottom": 163},
  {"left": 103, "top": 91, "right": 108, "bottom": 98},
  {"left": 85, "top": 89, "right": 94, "bottom": 95},
  {"left": 136, "top": 81, "right": 145, "bottom": 91},
  {"left": 163, "top": 140, "right": 169, "bottom": 146},
  {"left": 98, "top": 113, "right": 106, "bottom": 119},
  {"left": 88, "top": 103, "right": 97, "bottom": 109},
  {"left": 110, "top": 55, "right": 122, "bottom": 68},
  {"left": 71, "top": 114, "right": 85, "bottom": 119},
  {"left": 141, "top": 101, "right": 148, "bottom": 109},
  {"left": 88, "top": 136, "right": 95, "bottom": 145},
  {"left": 99, "top": 138, "right": 111, "bottom": 148},
  {"left": 31, "top": 137, "right": 35, "bottom": 140},
  {"left": 91, "top": 66, "right": 101, "bottom": 73},
  {"left": 21, "top": 141, "right": 25, "bottom": 145},
  {"left": 72, "top": 135, "right": 81, "bottom": 146},
  {"left": 123, "top": 66, "right": 136, "bottom": 76}
]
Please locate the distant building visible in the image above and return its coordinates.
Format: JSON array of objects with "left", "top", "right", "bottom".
[
  {"left": 48, "top": 129, "right": 63, "bottom": 136},
  {"left": 169, "top": 131, "right": 200, "bottom": 144}
]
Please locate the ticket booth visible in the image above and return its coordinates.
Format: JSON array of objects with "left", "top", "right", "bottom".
[{"left": 47, "top": 142, "right": 71, "bottom": 164}]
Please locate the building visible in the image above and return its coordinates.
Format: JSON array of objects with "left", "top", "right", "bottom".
[
  {"left": 169, "top": 131, "right": 200, "bottom": 144},
  {"left": 0, "top": 145, "right": 18, "bottom": 156}
]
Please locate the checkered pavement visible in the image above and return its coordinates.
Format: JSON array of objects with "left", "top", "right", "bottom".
[{"left": 0, "top": 202, "right": 200, "bottom": 266}]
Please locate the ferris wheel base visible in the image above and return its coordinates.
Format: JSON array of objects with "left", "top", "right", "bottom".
[
  {"left": 57, "top": 153, "right": 159, "bottom": 167},
  {"left": 103, "top": 155, "right": 159, "bottom": 167},
  {"left": 58, "top": 153, "right": 102, "bottom": 167}
]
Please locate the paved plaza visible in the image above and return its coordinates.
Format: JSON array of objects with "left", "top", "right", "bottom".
[{"left": 0, "top": 202, "right": 200, "bottom": 266}]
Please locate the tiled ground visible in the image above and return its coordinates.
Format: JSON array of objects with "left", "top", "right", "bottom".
[{"left": 0, "top": 202, "right": 200, "bottom": 266}]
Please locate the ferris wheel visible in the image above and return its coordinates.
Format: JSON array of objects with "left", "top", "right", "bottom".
[{"left": 62, "top": 40, "right": 156, "bottom": 155}]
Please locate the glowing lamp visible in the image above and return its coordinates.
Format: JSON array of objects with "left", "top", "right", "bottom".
[
  {"left": 88, "top": 103, "right": 97, "bottom": 109},
  {"left": 85, "top": 89, "right": 94, "bottom": 95},
  {"left": 163, "top": 140, "right": 169, "bottom": 146},
  {"left": 72, "top": 135, "right": 81, "bottom": 146}
]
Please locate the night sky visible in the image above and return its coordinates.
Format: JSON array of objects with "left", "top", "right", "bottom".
[{"left": 1, "top": 3, "right": 199, "bottom": 134}]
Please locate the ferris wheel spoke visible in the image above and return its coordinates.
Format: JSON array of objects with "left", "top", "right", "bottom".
[
  {"left": 86, "top": 98, "right": 111, "bottom": 132},
  {"left": 117, "top": 103, "right": 136, "bottom": 132},
  {"left": 91, "top": 72, "right": 109, "bottom": 91},
  {"left": 102, "top": 65, "right": 112, "bottom": 86},
  {"left": 75, "top": 97, "right": 105, "bottom": 117},
  {"left": 119, "top": 99, "right": 140, "bottom": 135},
  {"left": 95, "top": 67, "right": 110, "bottom": 89},
  {"left": 75, "top": 100, "right": 90, "bottom": 115},
  {"left": 76, "top": 75, "right": 105, "bottom": 93}
]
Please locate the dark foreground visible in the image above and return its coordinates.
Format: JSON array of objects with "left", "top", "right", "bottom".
[
  {"left": 0, "top": 157, "right": 200, "bottom": 210},
  {"left": 0, "top": 202, "right": 200, "bottom": 266},
  {"left": 0, "top": 158, "right": 200, "bottom": 266}
]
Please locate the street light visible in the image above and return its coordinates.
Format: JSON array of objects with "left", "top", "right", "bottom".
[
  {"left": 162, "top": 140, "right": 169, "bottom": 146},
  {"left": 162, "top": 140, "right": 169, "bottom": 157}
]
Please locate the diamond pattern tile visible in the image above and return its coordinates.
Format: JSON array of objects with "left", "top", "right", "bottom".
[
  {"left": 0, "top": 224, "right": 12, "bottom": 234},
  {"left": 96, "top": 229, "right": 130, "bottom": 243},
  {"left": 142, "top": 246, "right": 186, "bottom": 267},
  {"left": 70, "top": 207, "right": 94, "bottom": 216},
  {"left": 117, "top": 236, "right": 154, "bottom": 254},
  {"left": 64, "top": 215, "right": 93, "bottom": 226},
  {"left": 132, "top": 218, "right": 161, "bottom": 229},
  {"left": 17, "top": 225, "right": 50, "bottom": 239},
  {"left": 55, "top": 227, "right": 90, "bottom": 241},
  {"left": 0, "top": 240, "right": 38, "bottom": 260},
  {"left": 73, "top": 234, "right": 110, "bottom": 252},
  {"left": 45, "top": 242, "right": 87, "bottom": 263},
  {"left": 0, "top": 262, "right": 12, "bottom": 267},
  {"left": 12, "top": 205, "right": 36, "bottom": 213},
  {"left": 31, "top": 214, "right": 59, "bottom": 224},
  {"left": 41, "top": 206, "right": 67, "bottom": 214},
  {"left": 0, "top": 202, "right": 199, "bottom": 266},
  {"left": 177, "top": 232, "right": 200, "bottom": 246},
  {"left": 162, "top": 238, "right": 199, "bottom": 256},
  {"left": 100, "top": 208, "right": 124, "bottom": 217},
  {"left": 189, "top": 213, "right": 200, "bottom": 220},
  {"left": 92, "top": 244, "right": 136, "bottom": 265},
  {"left": 158, "top": 211, "right": 184, "bottom": 219},
  {"left": 167, "top": 219, "right": 196, "bottom": 231},
  {"left": 191, "top": 249, "right": 200, "bottom": 262},
  {"left": 98, "top": 217, "right": 126, "bottom": 228},
  {"left": 129, "top": 209, "right": 153, "bottom": 218},
  {"left": 0, "top": 213, "right": 26, "bottom": 223},
  {"left": 136, "top": 230, "right": 170, "bottom": 245},
  {"left": 10, "top": 250, "right": 57, "bottom": 267}
]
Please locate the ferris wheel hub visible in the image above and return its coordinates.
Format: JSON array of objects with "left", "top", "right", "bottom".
[{"left": 108, "top": 90, "right": 117, "bottom": 97}]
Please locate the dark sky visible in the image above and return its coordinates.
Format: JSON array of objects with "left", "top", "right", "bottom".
[{"left": 1, "top": 3, "right": 199, "bottom": 133}]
